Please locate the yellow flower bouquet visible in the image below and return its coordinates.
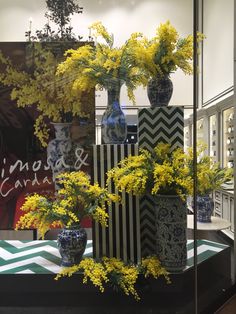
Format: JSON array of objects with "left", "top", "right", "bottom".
[
  {"left": 135, "top": 21, "right": 205, "bottom": 106},
  {"left": 142, "top": 20, "right": 203, "bottom": 78},
  {"left": 16, "top": 170, "right": 119, "bottom": 266},
  {"left": 107, "top": 142, "right": 192, "bottom": 200},
  {"left": 57, "top": 21, "right": 147, "bottom": 104},
  {"left": 0, "top": 43, "right": 86, "bottom": 147},
  {"left": 187, "top": 143, "right": 233, "bottom": 222},
  {"left": 55, "top": 255, "right": 170, "bottom": 300},
  {"left": 187, "top": 143, "right": 233, "bottom": 196},
  {"left": 16, "top": 170, "right": 118, "bottom": 238},
  {"left": 107, "top": 141, "right": 232, "bottom": 200},
  {"left": 57, "top": 21, "right": 148, "bottom": 143}
]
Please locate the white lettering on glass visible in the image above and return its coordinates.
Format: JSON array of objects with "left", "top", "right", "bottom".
[{"left": 0, "top": 147, "right": 90, "bottom": 198}]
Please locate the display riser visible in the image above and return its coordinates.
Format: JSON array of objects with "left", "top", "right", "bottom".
[{"left": 138, "top": 106, "right": 184, "bottom": 256}]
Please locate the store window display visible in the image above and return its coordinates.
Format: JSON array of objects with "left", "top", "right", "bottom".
[{"left": 0, "top": 0, "right": 235, "bottom": 313}]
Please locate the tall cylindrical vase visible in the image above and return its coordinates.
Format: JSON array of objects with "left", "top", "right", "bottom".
[
  {"left": 101, "top": 83, "right": 127, "bottom": 144},
  {"left": 154, "top": 195, "right": 187, "bottom": 272}
]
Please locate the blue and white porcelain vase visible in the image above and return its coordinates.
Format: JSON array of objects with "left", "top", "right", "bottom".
[
  {"left": 57, "top": 226, "right": 87, "bottom": 267},
  {"left": 147, "top": 75, "right": 173, "bottom": 107},
  {"left": 101, "top": 83, "right": 127, "bottom": 144},
  {"left": 195, "top": 195, "right": 214, "bottom": 223},
  {"left": 47, "top": 122, "right": 79, "bottom": 189},
  {"left": 154, "top": 195, "right": 187, "bottom": 272}
]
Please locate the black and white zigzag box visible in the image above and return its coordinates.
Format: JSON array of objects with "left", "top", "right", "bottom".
[
  {"left": 138, "top": 106, "right": 184, "bottom": 256},
  {"left": 92, "top": 144, "right": 141, "bottom": 263},
  {"left": 138, "top": 106, "right": 184, "bottom": 153}
]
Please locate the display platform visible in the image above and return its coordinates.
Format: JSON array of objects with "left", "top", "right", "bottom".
[
  {"left": 0, "top": 239, "right": 227, "bottom": 274},
  {"left": 0, "top": 239, "right": 231, "bottom": 314}
]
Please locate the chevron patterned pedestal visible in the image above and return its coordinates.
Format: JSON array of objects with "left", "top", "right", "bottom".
[
  {"left": 140, "top": 194, "right": 156, "bottom": 256},
  {"left": 138, "top": 106, "right": 184, "bottom": 153},
  {"left": 138, "top": 107, "right": 184, "bottom": 256},
  {"left": 93, "top": 144, "right": 141, "bottom": 263}
]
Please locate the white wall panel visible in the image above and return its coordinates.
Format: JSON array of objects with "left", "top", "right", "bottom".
[{"left": 202, "top": 0, "right": 234, "bottom": 105}]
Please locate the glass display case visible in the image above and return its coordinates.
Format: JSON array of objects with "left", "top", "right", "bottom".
[
  {"left": 209, "top": 114, "right": 217, "bottom": 163},
  {"left": 223, "top": 107, "right": 234, "bottom": 168}
]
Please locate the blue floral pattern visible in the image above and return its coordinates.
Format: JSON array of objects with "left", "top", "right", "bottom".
[
  {"left": 154, "top": 195, "right": 187, "bottom": 272},
  {"left": 147, "top": 75, "right": 173, "bottom": 107},
  {"left": 101, "top": 84, "right": 127, "bottom": 144},
  {"left": 47, "top": 123, "right": 82, "bottom": 189},
  {"left": 195, "top": 195, "right": 214, "bottom": 223},
  {"left": 57, "top": 227, "right": 87, "bottom": 267}
]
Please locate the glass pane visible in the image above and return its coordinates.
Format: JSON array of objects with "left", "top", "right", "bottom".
[
  {"left": 184, "top": 125, "right": 191, "bottom": 151},
  {"left": 223, "top": 107, "right": 234, "bottom": 168},
  {"left": 197, "top": 118, "right": 204, "bottom": 142},
  {"left": 209, "top": 114, "right": 217, "bottom": 162}
]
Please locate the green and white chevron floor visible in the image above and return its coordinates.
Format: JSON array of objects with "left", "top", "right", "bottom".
[
  {"left": 186, "top": 239, "right": 228, "bottom": 269},
  {"left": 0, "top": 240, "right": 92, "bottom": 274},
  {"left": 0, "top": 239, "right": 228, "bottom": 274}
]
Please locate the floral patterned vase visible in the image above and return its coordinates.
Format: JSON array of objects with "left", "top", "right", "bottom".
[
  {"left": 57, "top": 227, "right": 87, "bottom": 267},
  {"left": 47, "top": 122, "right": 81, "bottom": 189},
  {"left": 147, "top": 75, "right": 173, "bottom": 107},
  {"left": 101, "top": 82, "right": 127, "bottom": 144},
  {"left": 195, "top": 195, "right": 214, "bottom": 223},
  {"left": 154, "top": 195, "right": 187, "bottom": 272}
]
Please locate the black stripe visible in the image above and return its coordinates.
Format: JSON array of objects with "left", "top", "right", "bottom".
[
  {"left": 103, "top": 145, "right": 108, "bottom": 185},
  {"left": 97, "top": 146, "right": 101, "bottom": 185},
  {"left": 119, "top": 199, "right": 123, "bottom": 260},
  {"left": 112, "top": 202, "right": 117, "bottom": 258},
  {"left": 132, "top": 196, "right": 137, "bottom": 262},
  {"left": 125, "top": 192, "right": 130, "bottom": 261},
  {"left": 92, "top": 222, "right": 96, "bottom": 259}
]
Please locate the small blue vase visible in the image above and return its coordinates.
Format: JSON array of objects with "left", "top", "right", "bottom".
[
  {"left": 57, "top": 227, "right": 87, "bottom": 267},
  {"left": 101, "top": 83, "right": 127, "bottom": 144},
  {"left": 195, "top": 195, "right": 214, "bottom": 223}
]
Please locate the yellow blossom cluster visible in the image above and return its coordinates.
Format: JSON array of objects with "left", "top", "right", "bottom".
[
  {"left": 89, "top": 21, "right": 113, "bottom": 47},
  {"left": 55, "top": 255, "right": 170, "bottom": 301},
  {"left": 141, "top": 256, "right": 170, "bottom": 283},
  {"left": 92, "top": 206, "right": 109, "bottom": 227},
  {"left": 57, "top": 21, "right": 147, "bottom": 104},
  {"left": 108, "top": 141, "right": 232, "bottom": 200},
  {"left": 107, "top": 150, "right": 152, "bottom": 196},
  {"left": 107, "top": 143, "right": 192, "bottom": 199},
  {"left": 15, "top": 194, "right": 57, "bottom": 238},
  {"left": 152, "top": 144, "right": 193, "bottom": 199},
  {"left": 101, "top": 256, "right": 140, "bottom": 299},
  {"left": 0, "top": 44, "right": 86, "bottom": 147},
  {"left": 187, "top": 143, "right": 233, "bottom": 196},
  {"left": 15, "top": 170, "right": 119, "bottom": 237},
  {"left": 79, "top": 258, "right": 109, "bottom": 292},
  {"left": 140, "top": 20, "right": 205, "bottom": 78}
]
